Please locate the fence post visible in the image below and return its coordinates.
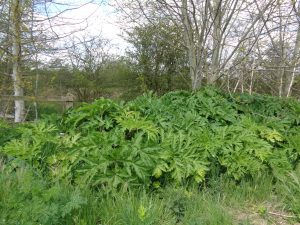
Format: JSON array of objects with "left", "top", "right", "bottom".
[{"left": 63, "top": 93, "right": 75, "bottom": 110}]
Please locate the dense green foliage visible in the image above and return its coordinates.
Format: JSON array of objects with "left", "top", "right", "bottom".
[
  {"left": 126, "top": 21, "right": 189, "bottom": 94},
  {"left": 0, "top": 120, "right": 22, "bottom": 147},
  {"left": 0, "top": 88, "right": 300, "bottom": 224},
  {"left": 0, "top": 164, "right": 89, "bottom": 225},
  {"left": 0, "top": 162, "right": 254, "bottom": 225}
]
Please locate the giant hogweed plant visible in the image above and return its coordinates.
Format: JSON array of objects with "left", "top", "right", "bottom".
[{"left": 0, "top": 87, "right": 299, "bottom": 191}]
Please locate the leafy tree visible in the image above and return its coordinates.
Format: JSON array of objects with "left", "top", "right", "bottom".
[{"left": 126, "top": 21, "right": 189, "bottom": 94}]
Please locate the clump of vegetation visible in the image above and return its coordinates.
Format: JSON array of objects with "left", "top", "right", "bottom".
[
  {"left": 0, "top": 161, "right": 92, "bottom": 225},
  {"left": 0, "top": 120, "right": 22, "bottom": 147},
  {"left": 0, "top": 87, "right": 299, "bottom": 224}
]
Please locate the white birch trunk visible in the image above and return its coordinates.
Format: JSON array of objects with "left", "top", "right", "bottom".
[{"left": 11, "top": 0, "right": 25, "bottom": 122}]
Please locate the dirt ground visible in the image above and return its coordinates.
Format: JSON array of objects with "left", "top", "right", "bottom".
[{"left": 232, "top": 203, "right": 299, "bottom": 225}]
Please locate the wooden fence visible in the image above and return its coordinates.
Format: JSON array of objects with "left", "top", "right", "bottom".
[{"left": 0, "top": 93, "right": 76, "bottom": 119}]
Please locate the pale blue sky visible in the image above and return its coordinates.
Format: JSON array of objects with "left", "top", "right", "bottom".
[{"left": 35, "top": 0, "right": 127, "bottom": 57}]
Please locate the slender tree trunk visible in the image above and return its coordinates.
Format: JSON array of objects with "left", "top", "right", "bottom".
[
  {"left": 276, "top": 1, "right": 286, "bottom": 98},
  {"left": 11, "top": 0, "right": 25, "bottom": 122},
  {"left": 233, "top": 77, "right": 240, "bottom": 93},
  {"left": 181, "top": 0, "right": 202, "bottom": 90},
  {"left": 285, "top": 30, "right": 300, "bottom": 95},
  {"left": 34, "top": 54, "right": 39, "bottom": 121},
  {"left": 209, "top": 0, "right": 222, "bottom": 85},
  {"left": 283, "top": 0, "right": 300, "bottom": 97},
  {"left": 278, "top": 66, "right": 284, "bottom": 97},
  {"left": 190, "top": 49, "right": 202, "bottom": 91},
  {"left": 241, "top": 73, "right": 244, "bottom": 93},
  {"left": 249, "top": 61, "right": 255, "bottom": 95}
]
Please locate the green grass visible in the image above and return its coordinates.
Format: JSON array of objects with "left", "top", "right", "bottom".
[{"left": 1, "top": 159, "right": 298, "bottom": 225}]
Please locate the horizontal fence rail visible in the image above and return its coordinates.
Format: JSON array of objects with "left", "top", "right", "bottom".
[
  {"left": 0, "top": 95, "right": 77, "bottom": 102},
  {"left": 0, "top": 94, "right": 78, "bottom": 120}
]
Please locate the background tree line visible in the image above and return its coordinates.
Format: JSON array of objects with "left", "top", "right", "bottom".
[{"left": 1, "top": 0, "right": 300, "bottom": 122}]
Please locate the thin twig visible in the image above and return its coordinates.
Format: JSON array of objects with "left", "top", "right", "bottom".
[{"left": 268, "top": 211, "right": 297, "bottom": 219}]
